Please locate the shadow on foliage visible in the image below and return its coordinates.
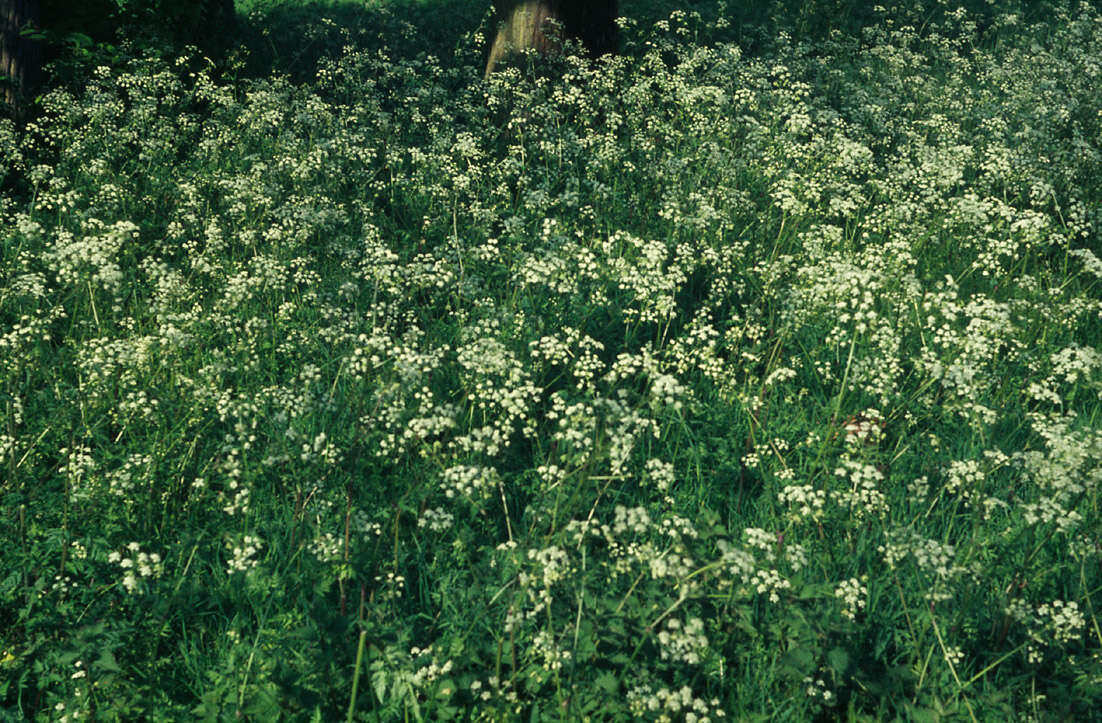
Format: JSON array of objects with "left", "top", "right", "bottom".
[
  {"left": 36, "top": 0, "right": 1065, "bottom": 94},
  {"left": 235, "top": 0, "right": 490, "bottom": 82},
  {"left": 232, "top": 0, "right": 1063, "bottom": 85}
]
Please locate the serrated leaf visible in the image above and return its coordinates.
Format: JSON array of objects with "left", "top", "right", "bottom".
[
  {"left": 905, "top": 704, "right": 939, "bottom": 723},
  {"left": 828, "top": 646, "right": 850, "bottom": 674},
  {"left": 372, "top": 670, "right": 388, "bottom": 703},
  {"left": 594, "top": 671, "right": 619, "bottom": 694},
  {"left": 93, "top": 649, "right": 122, "bottom": 674},
  {"left": 778, "top": 646, "right": 816, "bottom": 679}
]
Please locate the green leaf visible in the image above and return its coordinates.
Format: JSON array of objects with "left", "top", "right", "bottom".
[
  {"left": 93, "top": 649, "right": 122, "bottom": 674},
  {"left": 594, "top": 671, "right": 619, "bottom": 694},
  {"left": 905, "top": 704, "right": 939, "bottom": 723},
  {"left": 372, "top": 670, "right": 388, "bottom": 703},
  {"left": 826, "top": 646, "right": 849, "bottom": 675},
  {"left": 778, "top": 646, "right": 816, "bottom": 679},
  {"left": 435, "top": 677, "right": 457, "bottom": 697}
]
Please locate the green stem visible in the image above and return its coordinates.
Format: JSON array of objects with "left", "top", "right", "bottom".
[{"left": 347, "top": 629, "right": 367, "bottom": 723}]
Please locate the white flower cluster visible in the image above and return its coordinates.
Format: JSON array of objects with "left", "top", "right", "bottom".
[
  {"left": 627, "top": 683, "right": 726, "bottom": 721},
  {"left": 613, "top": 505, "right": 654, "bottom": 536},
  {"left": 1035, "top": 600, "right": 1085, "bottom": 644},
  {"left": 659, "top": 515, "right": 699, "bottom": 541},
  {"left": 1013, "top": 413, "right": 1101, "bottom": 534},
  {"left": 418, "top": 506, "right": 454, "bottom": 532},
  {"left": 529, "top": 327, "right": 607, "bottom": 391},
  {"left": 942, "top": 645, "right": 965, "bottom": 667},
  {"left": 409, "top": 646, "right": 454, "bottom": 688},
  {"left": 535, "top": 463, "right": 568, "bottom": 491},
  {"left": 226, "top": 535, "right": 262, "bottom": 574},
  {"left": 441, "top": 464, "right": 499, "bottom": 500},
  {"left": 842, "top": 409, "right": 884, "bottom": 448},
  {"left": 944, "top": 459, "right": 984, "bottom": 495},
  {"left": 744, "top": 527, "right": 775, "bottom": 555},
  {"left": 526, "top": 545, "right": 571, "bottom": 589},
  {"left": 108, "top": 542, "right": 163, "bottom": 594},
  {"left": 350, "top": 508, "right": 383, "bottom": 540},
  {"left": 880, "top": 529, "right": 971, "bottom": 602},
  {"left": 751, "top": 569, "right": 792, "bottom": 603},
  {"left": 308, "top": 531, "right": 342, "bottom": 563},
  {"left": 58, "top": 444, "right": 96, "bottom": 499},
  {"left": 650, "top": 373, "right": 688, "bottom": 413},
  {"left": 1049, "top": 344, "right": 1102, "bottom": 386},
  {"left": 0, "top": 311, "right": 57, "bottom": 380},
  {"left": 1020, "top": 497, "right": 1083, "bottom": 532},
  {"left": 47, "top": 218, "right": 137, "bottom": 294},
  {"left": 834, "top": 577, "right": 867, "bottom": 620},
  {"left": 656, "top": 616, "right": 709, "bottom": 665},
  {"left": 374, "top": 572, "right": 405, "bottom": 602},
  {"left": 645, "top": 458, "right": 676, "bottom": 493},
  {"left": 833, "top": 459, "right": 889, "bottom": 519},
  {"left": 715, "top": 539, "right": 755, "bottom": 586},
  {"left": 221, "top": 480, "right": 250, "bottom": 517},
  {"left": 531, "top": 630, "right": 571, "bottom": 672},
  {"left": 107, "top": 453, "right": 152, "bottom": 497},
  {"left": 607, "top": 232, "right": 688, "bottom": 326},
  {"left": 647, "top": 549, "right": 696, "bottom": 581},
  {"left": 299, "top": 431, "right": 342, "bottom": 466},
  {"left": 804, "top": 675, "right": 835, "bottom": 705},
  {"left": 907, "top": 475, "right": 930, "bottom": 500},
  {"left": 1007, "top": 597, "right": 1086, "bottom": 659},
  {"left": 777, "top": 483, "right": 826, "bottom": 520}
]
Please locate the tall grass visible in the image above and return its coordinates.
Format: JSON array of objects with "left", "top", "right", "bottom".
[{"left": 1, "top": 1, "right": 1100, "bottom": 719}]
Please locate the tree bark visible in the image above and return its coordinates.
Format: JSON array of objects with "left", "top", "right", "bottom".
[
  {"left": 485, "top": 0, "right": 618, "bottom": 79},
  {"left": 1, "top": 0, "right": 41, "bottom": 117}
]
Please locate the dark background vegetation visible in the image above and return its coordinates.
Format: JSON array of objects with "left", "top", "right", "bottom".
[{"left": 22, "top": 0, "right": 1090, "bottom": 97}]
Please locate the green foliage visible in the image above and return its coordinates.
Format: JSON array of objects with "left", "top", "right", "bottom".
[
  {"left": 2, "top": 0, "right": 1102, "bottom": 720},
  {"left": 38, "top": 0, "right": 238, "bottom": 87}
]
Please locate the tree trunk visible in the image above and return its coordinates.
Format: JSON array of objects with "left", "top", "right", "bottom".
[
  {"left": 485, "top": 0, "right": 618, "bottom": 78},
  {"left": 1, "top": 0, "right": 41, "bottom": 117}
]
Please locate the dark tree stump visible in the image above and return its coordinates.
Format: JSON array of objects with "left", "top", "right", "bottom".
[{"left": 485, "top": 0, "right": 619, "bottom": 78}]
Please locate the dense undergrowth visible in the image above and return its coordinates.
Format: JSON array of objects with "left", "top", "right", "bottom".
[{"left": 1, "top": 1, "right": 1101, "bottom": 720}]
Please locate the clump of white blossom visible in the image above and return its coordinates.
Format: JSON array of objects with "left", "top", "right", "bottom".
[
  {"left": 834, "top": 577, "right": 867, "bottom": 620},
  {"left": 225, "top": 535, "right": 263, "bottom": 574},
  {"left": 656, "top": 616, "right": 709, "bottom": 665},
  {"left": 107, "top": 543, "right": 163, "bottom": 594},
  {"left": 627, "top": 683, "right": 727, "bottom": 721}
]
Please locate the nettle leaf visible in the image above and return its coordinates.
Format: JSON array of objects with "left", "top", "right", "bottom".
[
  {"left": 826, "top": 646, "right": 850, "bottom": 675},
  {"left": 594, "top": 671, "right": 619, "bottom": 695},
  {"left": 93, "top": 649, "right": 122, "bottom": 674},
  {"left": 241, "top": 686, "right": 281, "bottom": 718},
  {"left": 906, "top": 706, "right": 940, "bottom": 723},
  {"left": 778, "top": 645, "right": 816, "bottom": 680}
]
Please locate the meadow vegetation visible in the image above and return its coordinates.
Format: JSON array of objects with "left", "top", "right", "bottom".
[{"left": 1, "top": 0, "right": 1101, "bottom": 719}]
